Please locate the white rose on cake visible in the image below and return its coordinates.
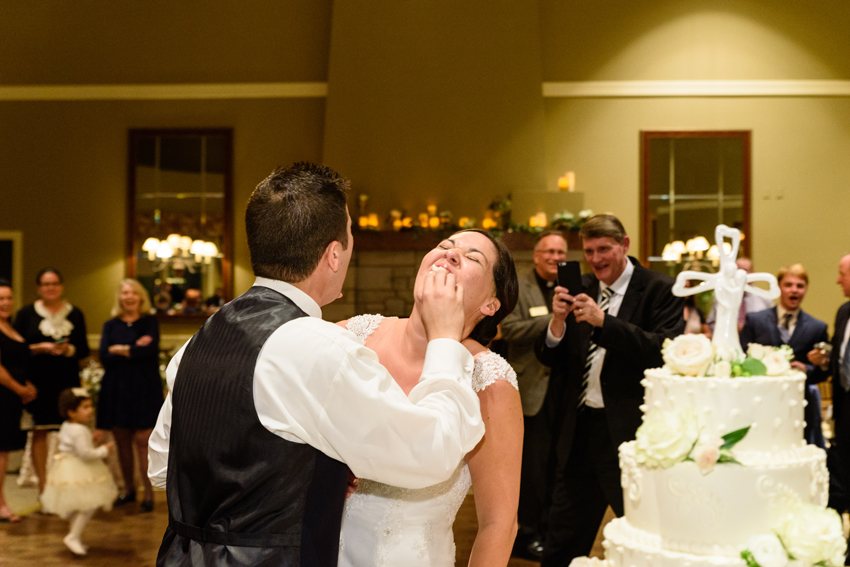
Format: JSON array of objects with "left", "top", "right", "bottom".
[
  {"left": 634, "top": 408, "right": 700, "bottom": 469},
  {"left": 713, "top": 360, "right": 732, "bottom": 378},
  {"left": 745, "top": 534, "right": 789, "bottom": 567},
  {"left": 747, "top": 343, "right": 767, "bottom": 360},
  {"left": 662, "top": 335, "right": 714, "bottom": 377},
  {"left": 775, "top": 504, "right": 846, "bottom": 567},
  {"left": 763, "top": 351, "right": 791, "bottom": 376},
  {"left": 568, "top": 558, "right": 608, "bottom": 567},
  {"left": 690, "top": 434, "right": 723, "bottom": 475}
]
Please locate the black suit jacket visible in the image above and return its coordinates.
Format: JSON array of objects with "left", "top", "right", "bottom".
[
  {"left": 831, "top": 302, "right": 850, "bottom": 438},
  {"left": 740, "top": 307, "right": 829, "bottom": 385},
  {"left": 535, "top": 258, "right": 685, "bottom": 463}
]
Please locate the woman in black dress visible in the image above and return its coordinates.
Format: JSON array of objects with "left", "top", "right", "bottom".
[
  {"left": 14, "top": 268, "right": 89, "bottom": 494},
  {"left": 0, "top": 279, "right": 37, "bottom": 522},
  {"left": 97, "top": 279, "right": 162, "bottom": 513}
]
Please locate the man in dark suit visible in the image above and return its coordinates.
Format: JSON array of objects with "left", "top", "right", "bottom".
[
  {"left": 535, "top": 214, "right": 685, "bottom": 566},
  {"left": 810, "top": 255, "right": 850, "bottom": 521},
  {"left": 501, "top": 230, "right": 567, "bottom": 558},
  {"left": 740, "top": 264, "right": 829, "bottom": 447}
]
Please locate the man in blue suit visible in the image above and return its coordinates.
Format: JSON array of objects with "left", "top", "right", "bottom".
[{"left": 740, "top": 263, "right": 829, "bottom": 447}]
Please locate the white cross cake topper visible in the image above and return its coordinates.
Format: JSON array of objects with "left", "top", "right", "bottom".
[{"left": 671, "top": 224, "right": 780, "bottom": 355}]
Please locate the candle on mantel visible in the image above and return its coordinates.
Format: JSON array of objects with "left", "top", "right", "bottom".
[
  {"left": 419, "top": 213, "right": 429, "bottom": 228},
  {"left": 557, "top": 171, "right": 575, "bottom": 192},
  {"left": 402, "top": 217, "right": 413, "bottom": 228},
  {"left": 529, "top": 212, "right": 548, "bottom": 228},
  {"left": 368, "top": 213, "right": 379, "bottom": 228},
  {"left": 389, "top": 210, "right": 403, "bottom": 231},
  {"left": 482, "top": 218, "right": 497, "bottom": 229},
  {"left": 427, "top": 205, "right": 437, "bottom": 216},
  {"left": 358, "top": 216, "right": 369, "bottom": 229},
  {"left": 429, "top": 217, "right": 440, "bottom": 229},
  {"left": 458, "top": 217, "right": 470, "bottom": 228}
]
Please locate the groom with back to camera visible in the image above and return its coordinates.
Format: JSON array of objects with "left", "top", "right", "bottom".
[{"left": 148, "top": 162, "right": 485, "bottom": 567}]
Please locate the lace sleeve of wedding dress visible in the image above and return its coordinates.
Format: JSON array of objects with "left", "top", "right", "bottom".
[
  {"left": 346, "top": 314, "right": 386, "bottom": 344},
  {"left": 471, "top": 351, "right": 518, "bottom": 393}
]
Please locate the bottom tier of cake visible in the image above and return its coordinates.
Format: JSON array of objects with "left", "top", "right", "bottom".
[{"left": 601, "top": 518, "right": 747, "bottom": 567}]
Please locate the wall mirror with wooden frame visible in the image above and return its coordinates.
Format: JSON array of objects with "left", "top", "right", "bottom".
[
  {"left": 126, "top": 128, "right": 233, "bottom": 318},
  {"left": 641, "top": 131, "right": 751, "bottom": 274}
]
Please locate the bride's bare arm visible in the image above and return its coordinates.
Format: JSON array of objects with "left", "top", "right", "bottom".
[{"left": 465, "top": 379, "right": 523, "bottom": 567}]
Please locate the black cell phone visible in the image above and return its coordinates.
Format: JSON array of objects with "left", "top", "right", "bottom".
[{"left": 557, "top": 261, "right": 583, "bottom": 303}]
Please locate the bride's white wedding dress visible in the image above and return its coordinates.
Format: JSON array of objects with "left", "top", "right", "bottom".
[{"left": 338, "top": 315, "right": 518, "bottom": 567}]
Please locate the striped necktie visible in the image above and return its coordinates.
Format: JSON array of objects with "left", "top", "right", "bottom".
[
  {"left": 579, "top": 287, "right": 613, "bottom": 407},
  {"left": 779, "top": 312, "right": 792, "bottom": 343}
]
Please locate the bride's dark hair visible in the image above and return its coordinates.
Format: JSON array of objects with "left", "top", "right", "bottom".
[{"left": 456, "top": 229, "right": 518, "bottom": 345}]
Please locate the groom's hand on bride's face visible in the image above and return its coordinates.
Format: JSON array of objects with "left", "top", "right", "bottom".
[{"left": 420, "top": 268, "right": 465, "bottom": 343}]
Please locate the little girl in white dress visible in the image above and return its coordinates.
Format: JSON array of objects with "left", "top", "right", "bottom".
[{"left": 40, "top": 388, "right": 118, "bottom": 556}]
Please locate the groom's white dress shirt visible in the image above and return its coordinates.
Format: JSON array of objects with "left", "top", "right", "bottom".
[{"left": 148, "top": 277, "right": 484, "bottom": 490}]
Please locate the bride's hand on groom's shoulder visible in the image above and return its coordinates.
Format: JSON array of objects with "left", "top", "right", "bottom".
[
  {"left": 346, "top": 470, "right": 359, "bottom": 498},
  {"left": 420, "top": 268, "right": 465, "bottom": 343}
]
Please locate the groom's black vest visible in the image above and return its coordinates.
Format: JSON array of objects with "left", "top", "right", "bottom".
[{"left": 156, "top": 286, "right": 349, "bottom": 567}]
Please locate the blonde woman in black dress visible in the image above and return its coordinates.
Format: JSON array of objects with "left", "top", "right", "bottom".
[
  {"left": 0, "top": 279, "right": 37, "bottom": 522},
  {"left": 96, "top": 279, "right": 162, "bottom": 513}
]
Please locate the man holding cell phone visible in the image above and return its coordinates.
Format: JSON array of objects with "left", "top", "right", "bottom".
[{"left": 534, "top": 214, "right": 685, "bottom": 566}]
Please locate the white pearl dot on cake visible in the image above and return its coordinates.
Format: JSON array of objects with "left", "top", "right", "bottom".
[
  {"left": 794, "top": 420, "right": 801, "bottom": 427},
  {"left": 732, "top": 382, "right": 741, "bottom": 391},
  {"left": 640, "top": 379, "right": 649, "bottom": 387},
  {"left": 802, "top": 399, "right": 808, "bottom": 407},
  {"left": 803, "top": 420, "right": 807, "bottom": 428},
  {"left": 782, "top": 383, "right": 790, "bottom": 391},
  {"left": 754, "top": 396, "right": 762, "bottom": 404},
  {"left": 602, "top": 541, "right": 610, "bottom": 549},
  {"left": 639, "top": 404, "right": 648, "bottom": 413},
  {"left": 789, "top": 400, "right": 798, "bottom": 407},
  {"left": 774, "top": 418, "right": 782, "bottom": 427},
  {"left": 718, "top": 423, "right": 727, "bottom": 431},
  {"left": 654, "top": 401, "right": 662, "bottom": 409},
  {"left": 703, "top": 406, "right": 711, "bottom": 413},
  {"left": 751, "top": 422, "right": 759, "bottom": 429},
  {"left": 708, "top": 383, "right": 717, "bottom": 391},
  {"left": 731, "top": 409, "right": 740, "bottom": 417}
]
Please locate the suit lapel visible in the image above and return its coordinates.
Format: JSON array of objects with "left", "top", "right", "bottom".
[
  {"left": 788, "top": 310, "right": 809, "bottom": 349},
  {"left": 523, "top": 270, "right": 547, "bottom": 315},
  {"left": 766, "top": 307, "right": 784, "bottom": 345},
  {"left": 614, "top": 261, "right": 645, "bottom": 324}
]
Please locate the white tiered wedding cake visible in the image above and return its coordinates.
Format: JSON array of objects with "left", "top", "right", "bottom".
[{"left": 572, "top": 226, "right": 846, "bottom": 567}]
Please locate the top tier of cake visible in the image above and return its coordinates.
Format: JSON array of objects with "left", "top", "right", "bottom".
[{"left": 641, "top": 368, "right": 807, "bottom": 454}]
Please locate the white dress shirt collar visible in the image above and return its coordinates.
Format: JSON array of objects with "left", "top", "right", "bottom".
[
  {"left": 253, "top": 277, "right": 322, "bottom": 319},
  {"left": 600, "top": 258, "right": 634, "bottom": 299}
]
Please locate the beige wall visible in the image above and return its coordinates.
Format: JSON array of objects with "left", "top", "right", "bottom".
[
  {"left": 539, "top": 0, "right": 850, "bottom": 326},
  {"left": 0, "top": 99, "right": 327, "bottom": 331},
  {"left": 323, "top": 0, "right": 548, "bottom": 220},
  {"left": 2, "top": 0, "right": 850, "bottom": 333}
]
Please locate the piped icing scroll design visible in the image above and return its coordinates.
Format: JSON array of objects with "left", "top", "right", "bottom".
[
  {"left": 756, "top": 474, "right": 801, "bottom": 515},
  {"left": 811, "top": 458, "right": 829, "bottom": 506},
  {"left": 619, "top": 443, "right": 642, "bottom": 502},
  {"left": 666, "top": 473, "right": 723, "bottom": 527}
]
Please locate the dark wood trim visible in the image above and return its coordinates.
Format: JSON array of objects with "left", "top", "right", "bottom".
[
  {"left": 639, "top": 130, "right": 752, "bottom": 265},
  {"left": 126, "top": 128, "right": 234, "bottom": 301}
]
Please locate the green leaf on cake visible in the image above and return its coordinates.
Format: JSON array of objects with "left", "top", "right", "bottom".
[
  {"left": 741, "top": 357, "right": 767, "bottom": 376},
  {"left": 740, "top": 550, "right": 760, "bottom": 567},
  {"left": 721, "top": 425, "right": 751, "bottom": 450}
]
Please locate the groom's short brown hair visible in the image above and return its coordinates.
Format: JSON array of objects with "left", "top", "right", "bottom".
[{"left": 246, "top": 162, "right": 350, "bottom": 283}]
